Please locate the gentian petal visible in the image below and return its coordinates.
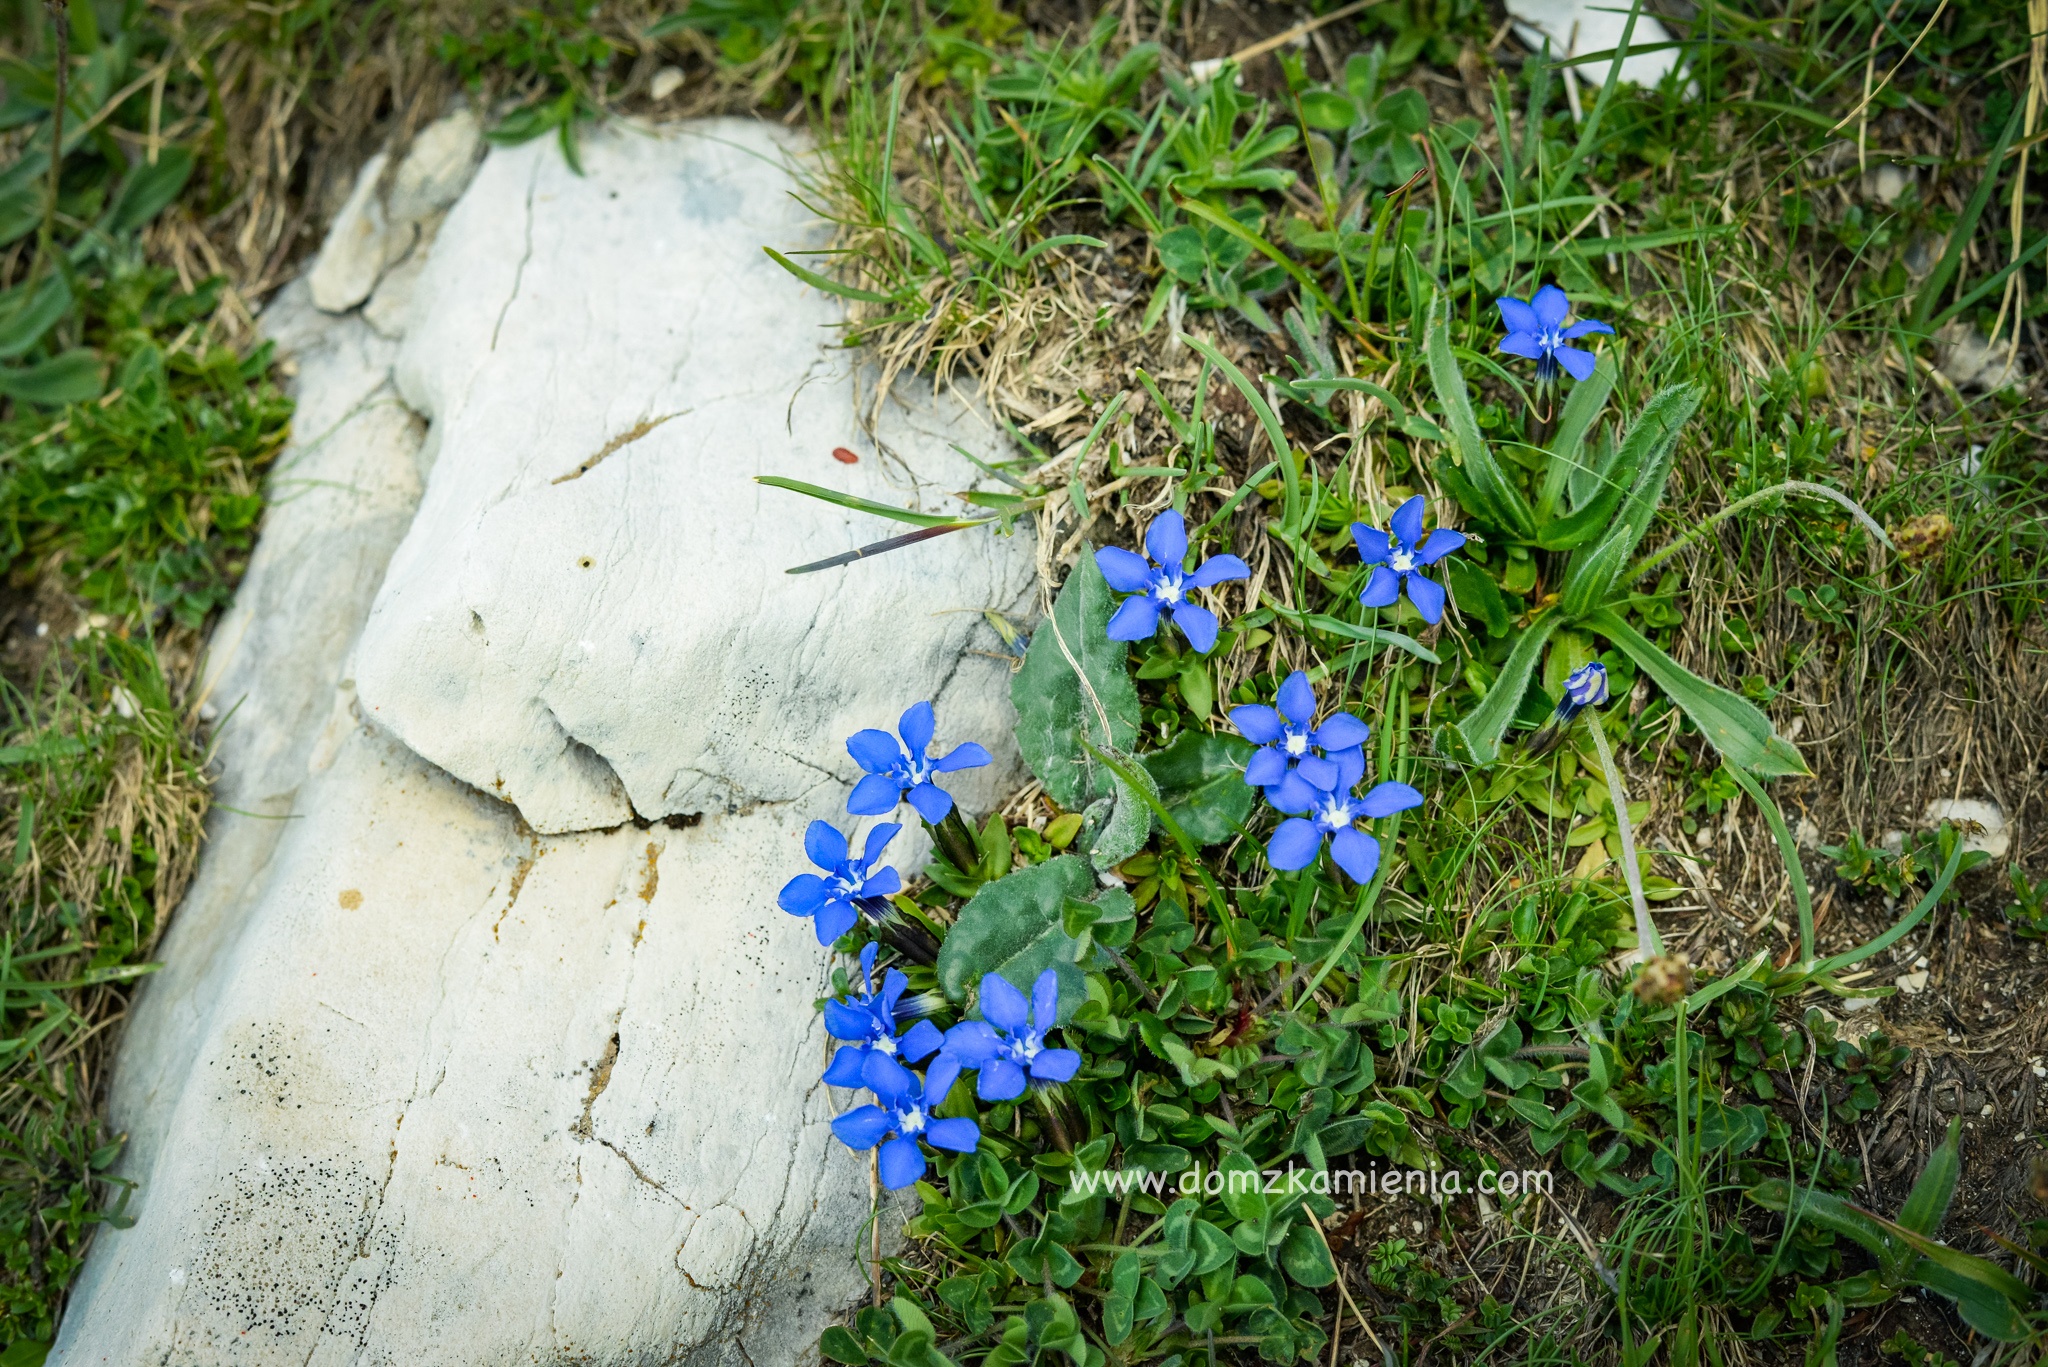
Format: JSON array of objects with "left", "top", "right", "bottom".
[
  {"left": 1561, "top": 318, "right": 1614, "bottom": 340},
  {"left": 1555, "top": 345, "right": 1598, "bottom": 382},
  {"left": 933, "top": 742, "right": 991, "bottom": 773},
  {"left": 878, "top": 967, "right": 907, "bottom": 1011},
  {"left": 1187, "top": 553, "right": 1250, "bottom": 588},
  {"left": 862, "top": 1050, "right": 916, "bottom": 1102},
  {"left": 1171, "top": 604, "right": 1220, "bottom": 655},
  {"left": 1351, "top": 523, "right": 1392, "bottom": 565},
  {"left": 1358, "top": 565, "right": 1403, "bottom": 608},
  {"left": 925, "top": 1117, "right": 980, "bottom": 1153},
  {"left": 1496, "top": 296, "right": 1541, "bottom": 335},
  {"left": 1532, "top": 284, "right": 1570, "bottom": 329},
  {"left": 980, "top": 973, "right": 1029, "bottom": 1033},
  {"left": 1498, "top": 330, "right": 1546, "bottom": 360},
  {"left": 831, "top": 1104, "right": 892, "bottom": 1150},
  {"left": 877, "top": 1135, "right": 926, "bottom": 1190},
  {"left": 823, "top": 1000, "right": 877, "bottom": 1041},
  {"left": 1243, "top": 747, "right": 1287, "bottom": 788},
  {"left": 863, "top": 867, "right": 903, "bottom": 899},
  {"left": 923, "top": 1054, "right": 963, "bottom": 1107},
  {"left": 860, "top": 822, "right": 902, "bottom": 868},
  {"left": 1095, "top": 545, "right": 1156, "bottom": 593},
  {"left": 898, "top": 700, "right": 936, "bottom": 755},
  {"left": 1311, "top": 712, "right": 1369, "bottom": 752},
  {"left": 1329, "top": 827, "right": 1382, "bottom": 884},
  {"left": 1031, "top": 968, "right": 1060, "bottom": 1031},
  {"left": 1275, "top": 671, "right": 1316, "bottom": 727},
  {"left": 804, "top": 821, "right": 848, "bottom": 870},
  {"left": 847, "top": 772, "right": 905, "bottom": 816},
  {"left": 1294, "top": 753, "right": 1339, "bottom": 791},
  {"left": 823, "top": 1046, "right": 871, "bottom": 1088},
  {"left": 1390, "top": 495, "right": 1425, "bottom": 548},
  {"left": 977, "top": 1058, "right": 1027, "bottom": 1101},
  {"left": 846, "top": 729, "right": 903, "bottom": 774},
  {"left": 1416, "top": 528, "right": 1466, "bottom": 565},
  {"left": 778, "top": 873, "right": 828, "bottom": 915},
  {"left": 814, "top": 900, "right": 858, "bottom": 945},
  {"left": 942, "top": 1021, "right": 1003, "bottom": 1066},
  {"left": 1106, "top": 595, "right": 1161, "bottom": 641},
  {"left": 906, "top": 781, "right": 954, "bottom": 825},
  {"left": 1332, "top": 747, "right": 1366, "bottom": 792},
  {"left": 1229, "top": 704, "right": 1285, "bottom": 745},
  {"left": 860, "top": 941, "right": 879, "bottom": 989},
  {"left": 1406, "top": 571, "right": 1447, "bottom": 623},
  {"left": 1266, "top": 818, "right": 1323, "bottom": 871},
  {"left": 1269, "top": 770, "right": 1323, "bottom": 814},
  {"left": 1145, "top": 509, "right": 1188, "bottom": 568},
  {"left": 1030, "top": 1048, "right": 1082, "bottom": 1083},
  {"left": 900, "top": 1020, "right": 945, "bottom": 1062},
  {"left": 1357, "top": 780, "right": 1425, "bottom": 818}
]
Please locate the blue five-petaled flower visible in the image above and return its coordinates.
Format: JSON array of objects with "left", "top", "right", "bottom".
[
  {"left": 822, "top": 943, "right": 946, "bottom": 1087},
  {"left": 776, "top": 821, "right": 902, "bottom": 945},
  {"left": 943, "top": 969, "right": 1082, "bottom": 1101},
  {"left": 1229, "top": 670, "right": 1369, "bottom": 811},
  {"left": 1265, "top": 749, "right": 1423, "bottom": 884},
  {"left": 1095, "top": 510, "right": 1251, "bottom": 655},
  {"left": 1496, "top": 284, "right": 1613, "bottom": 384},
  {"left": 847, "top": 700, "right": 991, "bottom": 824},
  {"left": 830, "top": 1051, "right": 980, "bottom": 1190},
  {"left": 1353, "top": 496, "right": 1465, "bottom": 625}
]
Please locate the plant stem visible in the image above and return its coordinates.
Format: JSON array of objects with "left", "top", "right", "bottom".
[
  {"left": 1626, "top": 480, "right": 1894, "bottom": 587},
  {"left": 933, "top": 808, "right": 981, "bottom": 875},
  {"left": 36, "top": 1, "right": 70, "bottom": 282},
  {"left": 1583, "top": 709, "right": 1659, "bottom": 962}
]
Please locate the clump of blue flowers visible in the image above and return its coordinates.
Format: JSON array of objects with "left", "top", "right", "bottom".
[
  {"left": 1265, "top": 749, "right": 1422, "bottom": 884},
  {"left": 847, "top": 700, "right": 991, "bottom": 823},
  {"left": 1352, "top": 495, "right": 1465, "bottom": 624},
  {"left": 1229, "top": 670, "right": 1367, "bottom": 810},
  {"left": 823, "top": 943, "right": 945, "bottom": 1086},
  {"left": 830, "top": 1051, "right": 980, "bottom": 1190},
  {"left": 1497, "top": 284, "right": 1612, "bottom": 384},
  {"left": 778, "top": 821, "right": 901, "bottom": 944},
  {"left": 943, "top": 969, "right": 1080, "bottom": 1101},
  {"left": 1095, "top": 509, "right": 1249, "bottom": 654}
]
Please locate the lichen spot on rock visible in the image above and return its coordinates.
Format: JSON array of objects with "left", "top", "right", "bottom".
[{"left": 337, "top": 888, "right": 363, "bottom": 910}]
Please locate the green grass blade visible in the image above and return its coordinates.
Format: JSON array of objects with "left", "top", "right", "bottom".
[
  {"left": 756, "top": 475, "right": 979, "bottom": 529},
  {"left": 1723, "top": 764, "right": 1814, "bottom": 964},
  {"left": 1912, "top": 98, "right": 2025, "bottom": 333},
  {"left": 1452, "top": 611, "right": 1562, "bottom": 765},
  {"left": 763, "top": 247, "right": 901, "bottom": 304},
  {"left": 1426, "top": 310, "right": 1535, "bottom": 538}
]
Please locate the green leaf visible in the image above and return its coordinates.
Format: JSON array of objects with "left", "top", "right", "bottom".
[
  {"left": 1587, "top": 609, "right": 1806, "bottom": 776},
  {"left": 1277, "top": 1221, "right": 1337, "bottom": 1287},
  {"left": 1375, "top": 87, "right": 1430, "bottom": 135},
  {"left": 1297, "top": 90, "right": 1358, "bottom": 130},
  {"left": 755, "top": 475, "right": 983, "bottom": 529},
  {"left": 1426, "top": 309, "right": 1534, "bottom": 538},
  {"left": 1452, "top": 611, "right": 1563, "bottom": 766},
  {"left": 0, "top": 270, "right": 70, "bottom": 360},
  {"left": 936, "top": 856, "right": 1093, "bottom": 1019},
  {"left": 1896, "top": 1116, "right": 1962, "bottom": 1241},
  {"left": 1103, "top": 1251, "right": 1140, "bottom": 1344},
  {"left": 108, "top": 146, "right": 195, "bottom": 235},
  {"left": 1087, "top": 765, "right": 1155, "bottom": 871},
  {"left": 1556, "top": 384, "right": 1701, "bottom": 610},
  {"left": 819, "top": 1326, "right": 870, "bottom": 1365},
  {"left": 1138, "top": 732, "right": 1254, "bottom": 845},
  {"left": 1444, "top": 558, "right": 1510, "bottom": 636},
  {"left": 0, "top": 349, "right": 101, "bottom": 405},
  {"left": 1011, "top": 552, "right": 1142, "bottom": 810},
  {"left": 762, "top": 246, "right": 902, "bottom": 304}
]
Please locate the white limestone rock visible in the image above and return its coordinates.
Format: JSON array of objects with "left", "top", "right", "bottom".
[
  {"left": 1507, "top": 0, "right": 1680, "bottom": 89},
  {"left": 306, "top": 108, "right": 487, "bottom": 314},
  {"left": 1923, "top": 796, "right": 2013, "bottom": 860},
  {"left": 57, "top": 118, "right": 1032, "bottom": 1364},
  {"left": 354, "top": 120, "right": 1034, "bottom": 834}
]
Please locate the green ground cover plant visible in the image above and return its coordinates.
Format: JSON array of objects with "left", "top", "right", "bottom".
[{"left": 1, "top": 0, "right": 2045, "bottom": 1361}]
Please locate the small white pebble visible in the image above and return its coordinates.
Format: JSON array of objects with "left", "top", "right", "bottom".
[
  {"left": 649, "top": 66, "right": 684, "bottom": 102},
  {"left": 1982, "top": 1104, "right": 1995, "bottom": 1117},
  {"left": 34, "top": 622, "right": 47, "bottom": 637},
  {"left": 168, "top": 1266, "right": 186, "bottom": 1287}
]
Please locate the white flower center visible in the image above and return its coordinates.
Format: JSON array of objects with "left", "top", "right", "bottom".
[
  {"left": 834, "top": 874, "right": 860, "bottom": 897},
  {"left": 1284, "top": 732, "right": 1308, "bottom": 756},
  {"left": 1318, "top": 797, "right": 1354, "bottom": 830},
  {"left": 898, "top": 1104, "right": 926, "bottom": 1135},
  {"left": 875, "top": 1033, "right": 897, "bottom": 1054},
  {"left": 1389, "top": 549, "right": 1415, "bottom": 573},
  {"left": 1540, "top": 326, "right": 1564, "bottom": 351},
  {"left": 1156, "top": 577, "right": 1184, "bottom": 605}
]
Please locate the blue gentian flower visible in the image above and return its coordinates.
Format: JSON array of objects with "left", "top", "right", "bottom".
[
  {"left": 1229, "top": 670, "right": 1369, "bottom": 809},
  {"left": 846, "top": 700, "right": 992, "bottom": 824},
  {"left": 1353, "top": 496, "right": 1465, "bottom": 625},
  {"left": 830, "top": 1051, "right": 980, "bottom": 1190},
  {"left": 1526, "top": 661, "right": 1611, "bottom": 757},
  {"left": 1095, "top": 509, "right": 1251, "bottom": 655},
  {"left": 823, "top": 943, "right": 946, "bottom": 1086},
  {"left": 1265, "top": 749, "right": 1423, "bottom": 883},
  {"left": 777, "top": 821, "right": 902, "bottom": 945},
  {"left": 942, "top": 969, "right": 1082, "bottom": 1101},
  {"left": 1497, "top": 284, "right": 1613, "bottom": 384}
]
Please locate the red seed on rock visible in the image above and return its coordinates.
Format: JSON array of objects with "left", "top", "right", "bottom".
[{"left": 832, "top": 447, "right": 859, "bottom": 464}]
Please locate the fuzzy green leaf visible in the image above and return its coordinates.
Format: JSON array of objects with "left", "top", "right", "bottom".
[
  {"left": 1138, "top": 731, "right": 1254, "bottom": 845},
  {"left": 1011, "top": 552, "right": 1142, "bottom": 810},
  {"left": 935, "top": 856, "right": 1094, "bottom": 1019}
]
